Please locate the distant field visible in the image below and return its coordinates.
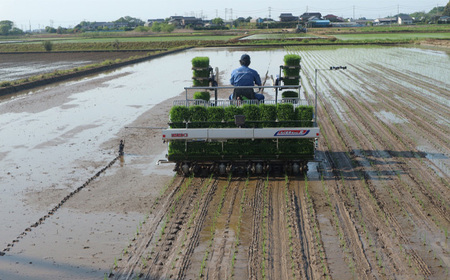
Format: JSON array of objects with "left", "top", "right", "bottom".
[
  {"left": 7, "top": 35, "right": 237, "bottom": 44},
  {"left": 332, "top": 32, "right": 450, "bottom": 40},
  {"left": 241, "top": 33, "right": 319, "bottom": 40}
]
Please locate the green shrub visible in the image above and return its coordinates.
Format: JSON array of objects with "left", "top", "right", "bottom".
[
  {"left": 0, "top": 81, "right": 12, "bottom": 87},
  {"left": 281, "top": 91, "right": 298, "bottom": 98},
  {"left": 42, "top": 41, "right": 53, "bottom": 52},
  {"left": 193, "top": 91, "right": 210, "bottom": 101},
  {"left": 169, "top": 106, "right": 190, "bottom": 128}
]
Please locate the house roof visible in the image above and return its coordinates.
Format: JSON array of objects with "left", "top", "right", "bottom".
[{"left": 398, "top": 15, "right": 413, "bottom": 20}]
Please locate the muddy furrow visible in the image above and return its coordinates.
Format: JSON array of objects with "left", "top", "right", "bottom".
[
  {"left": 317, "top": 92, "right": 436, "bottom": 278},
  {"left": 266, "top": 178, "right": 292, "bottom": 280},
  {"left": 208, "top": 178, "right": 241, "bottom": 280},
  {"left": 341, "top": 89, "right": 448, "bottom": 221},
  {"left": 323, "top": 71, "right": 449, "bottom": 221},
  {"left": 316, "top": 100, "right": 375, "bottom": 279},
  {"left": 174, "top": 177, "right": 219, "bottom": 279},
  {"left": 330, "top": 78, "right": 449, "bottom": 227},
  {"left": 113, "top": 176, "right": 186, "bottom": 279},
  {"left": 318, "top": 80, "right": 446, "bottom": 278},
  {"left": 319, "top": 94, "right": 433, "bottom": 278},
  {"left": 248, "top": 179, "right": 264, "bottom": 280},
  {"left": 147, "top": 177, "right": 209, "bottom": 279},
  {"left": 289, "top": 178, "right": 323, "bottom": 279},
  {"left": 354, "top": 64, "right": 450, "bottom": 149}
]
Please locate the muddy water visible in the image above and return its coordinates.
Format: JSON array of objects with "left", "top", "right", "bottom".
[{"left": 0, "top": 46, "right": 449, "bottom": 279}]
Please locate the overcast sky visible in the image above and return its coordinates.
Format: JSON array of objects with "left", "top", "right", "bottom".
[{"left": 1, "top": 0, "right": 445, "bottom": 30}]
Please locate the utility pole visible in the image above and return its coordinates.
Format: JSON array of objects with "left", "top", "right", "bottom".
[
  {"left": 230, "top": 8, "right": 233, "bottom": 20},
  {"left": 269, "top": 7, "right": 272, "bottom": 18},
  {"left": 353, "top": 6, "right": 355, "bottom": 21}
]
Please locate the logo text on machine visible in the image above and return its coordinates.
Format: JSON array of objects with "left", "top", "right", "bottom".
[{"left": 274, "top": 130, "right": 310, "bottom": 137}]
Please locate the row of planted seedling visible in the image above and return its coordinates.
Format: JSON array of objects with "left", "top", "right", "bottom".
[
  {"left": 320, "top": 93, "right": 439, "bottom": 277},
  {"left": 367, "top": 97, "right": 450, "bottom": 234},
  {"left": 283, "top": 175, "right": 298, "bottom": 279},
  {"left": 334, "top": 88, "right": 449, "bottom": 250},
  {"left": 170, "top": 175, "right": 214, "bottom": 270},
  {"left": 230, "top": 177, "right": 249, "bottom": 277},
  {"left": 323, "top": 100, "right": 388, "bottom": 275},
  {"left": 304, "top": 176, "right": 331, "bottom": 279},
  {"left": 198, "top": 175, "right": 232, "bottom": 278}
]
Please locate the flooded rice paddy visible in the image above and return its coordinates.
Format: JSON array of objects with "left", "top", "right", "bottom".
[{"left": 0, "top": 45, "right": 449, "bottom": 279}]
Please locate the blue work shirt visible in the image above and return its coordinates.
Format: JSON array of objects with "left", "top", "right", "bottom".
[{"left": 230, "top": 66, "right": 262, "bottom": 87}]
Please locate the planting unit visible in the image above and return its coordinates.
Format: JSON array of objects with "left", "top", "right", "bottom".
[{"left": 162, "top": 55, "right": 319, "bottom": 176}]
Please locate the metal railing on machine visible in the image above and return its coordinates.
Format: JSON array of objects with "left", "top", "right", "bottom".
[{"left": 178, "top": 85, "right": 310, "bottom": 107}]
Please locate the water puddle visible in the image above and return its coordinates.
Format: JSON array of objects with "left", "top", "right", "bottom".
[{"left": 374, "top": 110, "right": 408, "bottom": 124}]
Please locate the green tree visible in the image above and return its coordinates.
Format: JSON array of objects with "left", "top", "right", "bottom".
[
  {"left": 161, "top": 23, "right": 175, "bottom": 33},
  {"left": 212, "top": 17, "right": 224, "bottom": 26},
  {"left": 151, "top": 22, "right": 162, "bottom": 32},
  {"left": 151, "top": 22, "right": 174, "bottom": 33},
  {"left": 443, "top": 1, "right": 450, "bottom": 16},
  {"left": 115, "top": 16, "right": 144, "bottom": 28},
  {"left": 45, "top": 26, "right": 57, "bottom": 33},
  {"left": 0, "top": 20, "right": 14, "bottom": 35},
  {"left": 9, "top": 27, "right": 24, "bottom": 35}
]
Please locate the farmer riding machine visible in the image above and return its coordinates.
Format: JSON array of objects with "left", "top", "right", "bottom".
[{"left": 161, "top": 55, "right": 320, "bottom": 176}]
